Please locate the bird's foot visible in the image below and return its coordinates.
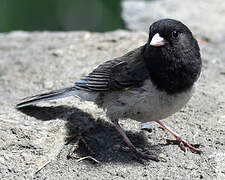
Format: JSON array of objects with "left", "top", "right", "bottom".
[
  {"left": 114, "top": 144, "right": 165, "bottom": 162},
  {"left": 162, "top": 137, "right": 201, "bottom": 154},
  {"left": 132, "top": 148, "right": 165, "bottom": 162},
  {"left": 113, "top": 121, "right": 166, "bottom": 162},
  {"left": 156, "top": 120, "right": 201, "bottom": 154}
]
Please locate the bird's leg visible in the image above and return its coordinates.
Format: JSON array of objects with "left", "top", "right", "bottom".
[
  {"left": 113, "top": 121, "right": 160, "bottom": 161},
  {"left": 156, "top": 120, "right": 201, "bottom": 154}
]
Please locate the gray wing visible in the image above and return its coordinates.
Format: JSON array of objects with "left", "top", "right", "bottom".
[
  {"left": 75, "top": 46, "right": 150, "bottom": 92},
  {"left": 16, "top": 46, "right": 149, "bottom": 108}
]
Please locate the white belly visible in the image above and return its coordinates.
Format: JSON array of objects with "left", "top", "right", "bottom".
[{"left": 102, "top": 79, "right": 195, "bottom": 122}]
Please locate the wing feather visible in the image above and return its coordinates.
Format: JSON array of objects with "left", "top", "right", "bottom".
[{"left": 75, "top": 46, "right": 149, "bottom": 91}]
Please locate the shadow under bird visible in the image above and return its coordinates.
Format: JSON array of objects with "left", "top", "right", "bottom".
[{"left": 16, "top": 19, "right": 202, "bottom": 161}]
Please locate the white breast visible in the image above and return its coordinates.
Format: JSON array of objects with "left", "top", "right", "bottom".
[{"left": 102, "top": 79, "right": 195, "bottom": 122}]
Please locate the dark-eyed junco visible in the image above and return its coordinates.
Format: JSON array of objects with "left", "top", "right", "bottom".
[{"left": 16, "top": 19, "right": 202, "bottom": 161}]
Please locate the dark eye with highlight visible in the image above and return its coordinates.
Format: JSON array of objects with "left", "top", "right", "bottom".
[{"left": 172, "top": 31, "right": 179, "bottom": 38}]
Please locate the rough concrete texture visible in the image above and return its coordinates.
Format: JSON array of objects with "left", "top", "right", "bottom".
[
  {"left": 122, "top": 0, "right": 225, "bottom": 41},
  {"left": 0, "top": 1, "right": 225, "bottom": 180}
]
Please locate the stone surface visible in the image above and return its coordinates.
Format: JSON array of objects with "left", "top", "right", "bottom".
[
  {"left": 0, "top": 1, "right": 225, "bottom": 179},
  {"left": 122, "top": 0, "right": 225, "bottom": 40}
]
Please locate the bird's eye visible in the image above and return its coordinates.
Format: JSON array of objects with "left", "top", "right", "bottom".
[{"left": 172, "top": 31, "right": 178, "bottom": 38}]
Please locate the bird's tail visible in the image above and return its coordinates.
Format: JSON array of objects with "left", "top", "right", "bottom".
[{"left": 16, "top": 86, "right": 80, "bottom": 108}]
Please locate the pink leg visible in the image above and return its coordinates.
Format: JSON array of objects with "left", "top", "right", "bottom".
[
  {"left": 156, "top": 120, "right": 201, "bottom": 154},
  {"left": 113, "top": 121, "right": 160, "bottom": 161}
]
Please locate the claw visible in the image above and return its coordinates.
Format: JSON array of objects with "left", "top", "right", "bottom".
[
  {"left": 132, "top": 149, "right": 161, "bottom": 162},
  {"left": 156, "top": 120, "right": 202, "bottom": 154},
  {"left": 162, "top": 138, "right": 201, "bottom": 154}
]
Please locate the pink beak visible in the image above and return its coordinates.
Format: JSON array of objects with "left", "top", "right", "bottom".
[{"left": 150, "top": 33, "right": 165, "bottom": 47}]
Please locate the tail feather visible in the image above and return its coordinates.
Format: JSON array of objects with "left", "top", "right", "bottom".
[{"left": 16, "top": 86, "right": 79, "bottom": 108}]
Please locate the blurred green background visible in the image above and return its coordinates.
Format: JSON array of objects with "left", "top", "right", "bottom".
[{"left": 0, "top": 0, "right": 125, "bottom": 32}]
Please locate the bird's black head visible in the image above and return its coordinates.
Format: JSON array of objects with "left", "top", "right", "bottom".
[
  {"left": 147, "top": 19, "right": 199, "bottom": 54},
  {"left": 143, "top": 19, "right": 202, "bottom": 94}
]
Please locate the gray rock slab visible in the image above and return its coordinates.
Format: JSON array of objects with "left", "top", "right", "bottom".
[
  {"left": 0, "top": 29, "right": 224, "bottom": 179},
  {"left": 122, "top": 0, "right": 225, "bottom": 41}
]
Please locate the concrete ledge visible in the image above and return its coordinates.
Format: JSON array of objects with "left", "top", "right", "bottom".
[{"left": 122, "top": 0, "right": 225, "bottom": 41}]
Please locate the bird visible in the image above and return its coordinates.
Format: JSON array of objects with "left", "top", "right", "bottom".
[{"left": 16, "top": 19, "right": 202, "bottom": 161}]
